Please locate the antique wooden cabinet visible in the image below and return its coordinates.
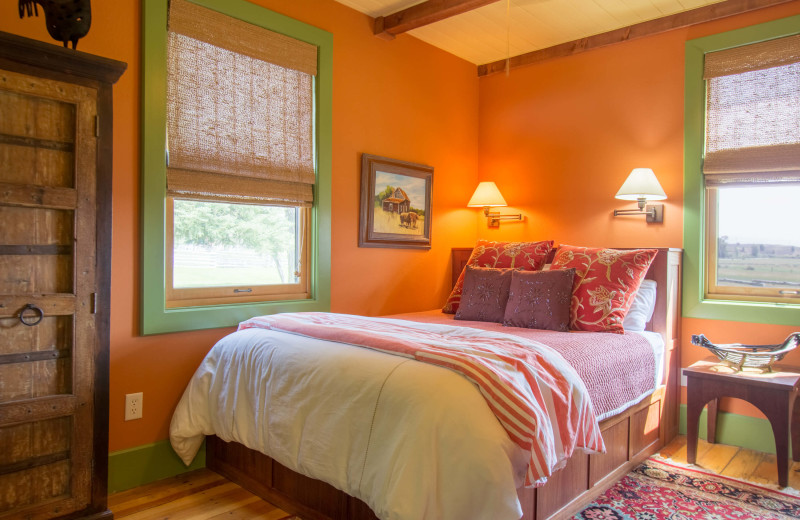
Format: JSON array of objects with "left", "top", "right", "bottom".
[{"left": 0, "top": 32, "right": 125, "bottom": 519}]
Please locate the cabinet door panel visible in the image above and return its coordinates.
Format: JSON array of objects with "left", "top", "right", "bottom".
[{"left": 0, "top": 68, "right": 96, "bottom": 520}]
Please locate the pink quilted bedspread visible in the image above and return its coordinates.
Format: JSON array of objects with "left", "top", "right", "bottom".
[
  {"left": 239, "top": 312, "right": 606, "bottom": 487},
  {"left": 391, "top": 310, "right": 658, "bottom": 420}
]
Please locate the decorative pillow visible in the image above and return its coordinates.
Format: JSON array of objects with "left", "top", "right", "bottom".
[
  {"left": 455, "top": 266, "right": 516, "bottom": 323},
  {"left": 551, "top": 245, "right": 658, "bottom": 333},
  {"left": 622, "top": 279, "right": 657, "bottom": 332},
  {"left": 503, "top": 268, "right": 575, "bottom": 332},
  {"left": 443, "top": 239, "right": 553, "bottom": 314}
]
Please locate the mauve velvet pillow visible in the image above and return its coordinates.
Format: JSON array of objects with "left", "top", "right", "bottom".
[
  {"left": 503, "top": 268, "right": 575, "bottom": 331},
  {"left": 455, "top": 266, "right": 515, "bottom": 323}
]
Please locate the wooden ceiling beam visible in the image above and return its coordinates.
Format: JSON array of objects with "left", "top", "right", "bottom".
[
  {"left": 374, "top": 0, "right": 500, "bottom": 40},
  {"left": 478, "top": 0, "right": 796, "bottom": 76}
]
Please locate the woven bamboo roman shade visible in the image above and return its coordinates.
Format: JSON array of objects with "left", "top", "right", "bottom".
[
  {"left": 167, "top": 0, "right": 317, "bottom": 206},
  {"left": 703, "top": 33, "right": 800, "bottom": 186}
]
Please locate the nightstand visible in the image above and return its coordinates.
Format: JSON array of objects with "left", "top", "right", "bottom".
[{"left": 684, "top": 357, "right": 800, "bottom": 487}]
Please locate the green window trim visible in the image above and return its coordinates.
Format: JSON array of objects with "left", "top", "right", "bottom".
[
  {"left": 141, "top": 0, "right": 332, "bottom": 334},
  {"left": 682, "top": 14, "right": 800, "bottom": 326}
]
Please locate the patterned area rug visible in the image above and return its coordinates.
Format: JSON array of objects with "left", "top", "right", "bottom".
[{"left": 573, "top": 458, "right": 800, "bottom": 520}]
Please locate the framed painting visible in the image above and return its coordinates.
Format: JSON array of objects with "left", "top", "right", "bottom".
[{"left": 359, "top": 154, "right": 433, "bottom": 249}]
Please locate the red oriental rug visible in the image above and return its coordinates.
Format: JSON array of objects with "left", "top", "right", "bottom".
[{"left": 573, "top": 458, "right": 800, "bottom": 520}]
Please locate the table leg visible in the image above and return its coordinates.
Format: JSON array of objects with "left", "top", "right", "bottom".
[
  {"left": 686, "top": 378, "right": 704, "bottom": 465},
  {"left": 707, "top": 397, "right": 718, "bottom": 444},
  {"left": 792, "top": 393, "right": 799, "bottom": 463},
  {"left": 773, "top": 417, "right": 791, "bottom": 487},
  {"left": 758, "top": 392, "right": 792, "bottom": 488}
]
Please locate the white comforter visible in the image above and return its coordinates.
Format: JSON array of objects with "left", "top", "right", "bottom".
[{"left": 170, "top": 326, "right": 530, "bottom": 520}]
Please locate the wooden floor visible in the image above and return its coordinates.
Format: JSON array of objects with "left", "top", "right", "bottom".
[
  {"left": 659, "top": 434, "right": 800, "bottom": 490},
  {"left": 110, "top": 436, "right": 800, "bottom": 519},
  {"left": 109, "top": 468, "right": 297, "bottom": 519}
]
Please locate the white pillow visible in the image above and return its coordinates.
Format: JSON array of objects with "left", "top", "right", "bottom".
[{"left": 623, "top": 279, "right": 657, "bottom": 332}]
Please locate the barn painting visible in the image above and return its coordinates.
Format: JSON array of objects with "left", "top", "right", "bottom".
[
  {"left": 359, "top": 153, "right": 432, "bottom": 249},
  {"left": 373, "top": 171, "right": 426, "bottom": 236}
]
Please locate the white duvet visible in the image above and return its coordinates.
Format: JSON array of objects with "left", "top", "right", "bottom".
[{"left": 170, "top": 327, "right": 530, "bottom": 520}]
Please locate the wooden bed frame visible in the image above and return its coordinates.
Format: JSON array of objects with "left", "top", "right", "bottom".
[{"left": 206, "top": 247, "right": 682, "bottom": 520}]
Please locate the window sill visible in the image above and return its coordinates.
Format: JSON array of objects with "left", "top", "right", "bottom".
[
  {"left": 141, "top": 297, "right": 330, "bottom": 335},
  {"left": 683, "top": 296, "right": 800, "bottom": 326}
]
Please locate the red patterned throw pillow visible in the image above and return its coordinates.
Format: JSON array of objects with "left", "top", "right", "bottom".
[
  {"left": 551, "top": 245, "right": 658, "bottom": 333},
  {"left": 443, "top": 239, "right": 553, "bottom": 314}
]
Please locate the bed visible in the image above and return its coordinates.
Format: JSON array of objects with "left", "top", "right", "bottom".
[{"left": 170, "top": 245, "right": 681, "bottom": 520}]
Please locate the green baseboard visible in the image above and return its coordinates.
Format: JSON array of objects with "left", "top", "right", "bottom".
[
  {"left": 679, "top": 404, "right": 776, "bottom": 454},
  {"left": 108, "top": 438, "right": 206, "bottom": 494}
]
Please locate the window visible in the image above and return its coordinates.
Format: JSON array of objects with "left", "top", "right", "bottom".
[
  {"left": 703, "top": 34, "right": 800, "bottom": 304},
  {"left": 167, "top": 201, "right": 310, "bottom": 307},
  {"left": 683, "top": 15, "right": 800, "bottom": 325},
  {"left": 165, "top": 0, "right": 315, "bottom": 308},
  {"left": 707, "top": 185, "right": 800, "bottom": 303},
  {"left": 141, "top": 0, "right": 332, "bottom": 334}
]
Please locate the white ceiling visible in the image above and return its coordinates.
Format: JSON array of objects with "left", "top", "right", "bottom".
[{"left": 336, "top": 0, "right": 727, "bottom": 65}]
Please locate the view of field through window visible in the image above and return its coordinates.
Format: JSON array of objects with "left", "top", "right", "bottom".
[
  {"left": 172, "top": 200, "right": 299, "bottom": 288},
  {"left": 715, "top": 185, "right": 800, "bottom": 291}
]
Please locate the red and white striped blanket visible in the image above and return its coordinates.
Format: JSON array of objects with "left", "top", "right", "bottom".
[{"left": 238, "top": 312, "right": 605, "bottom": 486}]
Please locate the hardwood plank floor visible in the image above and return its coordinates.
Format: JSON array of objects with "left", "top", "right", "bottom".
[
  {"left": 111, "top": 435, "right": 800, "bottom": 518},
  {"left": 110, "top": 468, "right": 297, "bottom": 519},
  {"left": 658, "top": 434, "right": 800, "bottom": 490}
]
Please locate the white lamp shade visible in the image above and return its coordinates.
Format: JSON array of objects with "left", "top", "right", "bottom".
[
  {"left": 468, "top": 181, "right": 507, "bottom": 207},
  {"left": 615, "top": 168, "right": 667, "bottom": 201}
]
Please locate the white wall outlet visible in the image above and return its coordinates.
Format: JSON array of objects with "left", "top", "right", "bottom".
[{"left": 125, "top": 392, "right": 143, "bottom": 421}]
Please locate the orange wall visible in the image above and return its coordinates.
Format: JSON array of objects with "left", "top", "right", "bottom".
[
  {"left": 477, "top": 1, "right": 800, "bottom": 418},
  {"left": 0, "top": 0, "right": 479, "bottom": 451}
]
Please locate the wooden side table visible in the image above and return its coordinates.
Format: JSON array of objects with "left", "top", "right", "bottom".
[{"left": 684, "top": 357, "right": 800, "bottom": 487}]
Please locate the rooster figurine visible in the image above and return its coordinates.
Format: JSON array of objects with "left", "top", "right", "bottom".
[{"left": 19, "top": 0, "right": 91, "bottom": 49}]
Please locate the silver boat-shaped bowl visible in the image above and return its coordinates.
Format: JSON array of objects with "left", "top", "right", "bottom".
[{"left": 691, "top": 333, "right": 800, "bottom": 372}]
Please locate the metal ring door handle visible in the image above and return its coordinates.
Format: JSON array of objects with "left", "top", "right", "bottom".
[{"left": 19, "top": 303, "right": 44, "bottom": 326}]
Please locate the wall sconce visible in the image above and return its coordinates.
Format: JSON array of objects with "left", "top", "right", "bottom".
[
  {"left": 467, "top": 181, "right": 523, "bottom": 228},
  {"left": 613, "top": 168, "right": 666, "bottom": 223}
]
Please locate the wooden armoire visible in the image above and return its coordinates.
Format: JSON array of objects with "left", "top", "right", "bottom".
[{"left": 0, "top": 32, "right": 125, "bottom": 519}]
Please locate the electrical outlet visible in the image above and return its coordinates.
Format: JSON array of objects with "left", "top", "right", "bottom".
[{"left": 125, "top": 392, "right": 143, "bottom": 421}]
